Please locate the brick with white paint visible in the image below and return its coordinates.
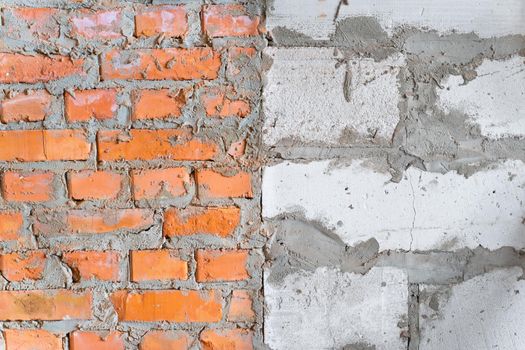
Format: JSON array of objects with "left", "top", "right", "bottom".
[
  {"left": 262, "top": 159, "right": 525, "bottom": 251},
  {"left": 267, "top": 0, "right": 525, "bottom": 40},
  {"left": 264, "top": 266, "right": 408, "bottom": 350},
  {"left": 263, "top": 48, "right": 404, "bottom": 146},
  {"left": 438, "top": 56, "right": 525, "bottom": 139},
  {"left": 419, "top": 267, "right": 525, "bottom": 349}
]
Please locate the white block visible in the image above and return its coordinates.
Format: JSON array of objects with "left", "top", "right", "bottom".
[
  {"left": 263, "top": 48, "right": 404, "bottom": 146},
  {"left": 420, "top": 268, "right": 525, "bottom": 349},
  {"left": 262, "top": 160, "right": 525, "bottom": 251},
  {"left": 264, "top": 267, "right": 408, "bottom": 350},
  {"left": 267, "top": 0, "right": 525, "bottom": 39},
  {"left": 438, "top": 56, "right": 525, "bottom": 139}
]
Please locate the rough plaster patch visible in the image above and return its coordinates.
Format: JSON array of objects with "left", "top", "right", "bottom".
[
  {"left": 438, "top": 56, "right": 525, "bottom": 139},
  {"left": 419, "top": 267, "right": 525, "bottom": 349},
  {"left": 262, "top": 48, "right": 404, "bottom": 146},
  {"left": 262, "top": 159, "right": 525, "bottom": 251},
  {"left": 267, "top": 0, "right": 525, "bottom": 40},
  {"left": 264, "top": 266, "right": 408, "bottom": 350}
]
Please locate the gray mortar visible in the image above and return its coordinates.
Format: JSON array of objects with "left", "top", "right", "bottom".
[{"left": 265, "top": 16, "right": 525, "bottom": 177}]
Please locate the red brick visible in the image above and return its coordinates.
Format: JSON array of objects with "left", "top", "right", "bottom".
[
  {"left": 33, "top": 209, "right": 154, "bottom": 236},
  {"left": 131, "top": 168, "right": 190, "bottom": 200},
  {"left": 0, "top": 54, "right": 84, "bottom": 83},
  {"left": 196, "top": 170, "right": 253, "bottom": 199},
  {"left": 8, "top": 8, "right": 60, "bottom": 41},
  {"left": 131, "top": 89, "right": 186, "bottom": 120},
  {"left": 70, "top": 331, "right": 124, "bottom": 350},
  {"left": 227, "top": 140, "right": 246, "bottom": 158},
  {"left": 97, "top": 129, "right": 217, "bottom": 161},
  {"left": 135, "top": 6, "right": 187, "bottom": 37},
  {"left": 196, "top": 250, "right": 249, "bottom": 282},
  {"left": 163, "top": 206, "right": 240, "bottom": 238},
  {"left": 202, "top": 5, "right": 260, "bottom": 38},
  {"left": 0, "top": 212, "right": 23, "bottom": 241},
  {"left": 0, "top": 289, "right": 92, "bottom": 321},
  {"left": 71, "top": 10, "right": 123, "bottom": 39},
  {"left": 3, "top": 329, "right": 63, "bottom": 350},
  {"left": 227, "top": 47, "right": 257, "bottom": 78},
  {"left": 2, "top": 171, "right": 55, "bottom": 202},
  {"left": 140, "top": 331, "right": 190, "bottom": 350},
  {"left": 0, "top": 91, "right": 53, "bottom": 123},
  {"left": 0, "top": 251, "right": 46, "bottom": 282},
  {"left": 0, "top": 130, "right": 91, "bottom": 162},
  {"left": 62, "top": 251, "right": 120, "bottom": 281},
  {"left": 110, "top": 289, "right": 222, "bottom": 322},
  {"left": 130, "top": 250, "right": 188, "bottom": 281},
  {"left": 67, "top": 170, "right": 123, "bottom": 200},
  {"left": 100, "top": 48, "right": 220, "bottom": 81},
  {"left": 202, "top": 88, "right": 250, "bottom": 118},
  {"left": 65, "top": 89, "right": 118, "bottom": 122},
  {"left": 228, "top": 290, "right": 255, "bottom": 322},
  {"left": 200, "top": 329, "right": 253, "bottom": 350}
]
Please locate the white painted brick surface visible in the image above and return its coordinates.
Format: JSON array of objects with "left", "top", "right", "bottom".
[
  {"left": 264, "top": 266, "right": 408, "bottom": 350},
  {"left": 419, "top": 268, "right": 525, "bottom": 349},
  {"left": 267, "top": 0, "right": 525, "bottom": 39},
  {"left": 438, "top": 56, "right": 525, "bottom": 139},
  {"left": 262, "top": 160, "right": 525, "bottom": 251},
  {"left": 263, "top": 48, "right": 404, "bottom": 146}
]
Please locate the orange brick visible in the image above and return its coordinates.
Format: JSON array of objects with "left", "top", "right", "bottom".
[
  {"left": 163, "top": 206, "right": 240, "bottom": 238},
  {"left": 70, "top": 331, "right": 124, "bottom": 350},
  {"left": 62, "top": 251, "right": 120, "bottom": 281},
  {"left": 0, "top": 53, "right": 84, "bottom": 83},
  {"left": 100, "top": 48, "right": 220, "bottom": 81},
  {"left": 71, "top": 10, "right": 123, "bottom": 39},
  {"left": 0, "top": 130, "right": 91, "bottom": 162},
  {"left": 202, "top": 88, "right": 250, "bottom": 118},
  {"left": 196, "top": 170, "right": 252, "bottom": 199},
  {"left": 131, "top": 89, "right": 186, "bottom": 120},
  {"left": 67, "top": 170, "right": 123, "bottom": 200},
  {"left": 67, "top": 209, "right": 154, "bottom": 234},
  {"left": 202, "top": 5, "right": 260, "bottom": 38},
  {"left": 140, "top": 331, "right": 190, "bottom": 350},
  {"left": 0, "top": 212, "right": 24, "bottom": 241},
  {"left": 227, "top": 140, "right": 246, "bottom": 158},
  {"left": 110, "top": 289, "right": 222, "bottom": 322},
  {"left": 200, "top": 329, "right": 253, "bottom": 350},
  {"left": 2, "top": 171, "right": 55, "bottom": 202},
  {"left": 131, "top": 168, "right": 190, "bottom": 200},
  {"left": 196, "top": 250, "right": 249, "bottom": 282},
  {"left": 228, "top": 290, "right": 255, "bottom": 322},
  {"left": 0, "top": 90, "right": 53, "bottom": 123},
  {"left": 8, "top": 8, "right": 60, "bottom": 41},
  {"left": 3, "top": 329, "right": 62, "bottom": 350},
  {"left": 65, "top": 89, "right": 118, "bottom": 122},
  {"left": 97, "top": 129, "right": 217, "bottom": 161},
  {"left": 135, "top": 6, "right": 187, "bottom": 37},
  {"left": 130, "top": 250, "right": 187, "bottom": 281},
  {"left": 0, "top": 289, "right": 92, "bottom": 321},
  {"left": 0, "top": 251, "right": 46, "bottom": 282},
  {"left": 33, "top": 209, "right": 154, "bottom": 236}
]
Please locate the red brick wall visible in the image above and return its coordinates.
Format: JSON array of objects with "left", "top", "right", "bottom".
[{"left": 0, "top": 2, "right": 263, "bottom": 349}]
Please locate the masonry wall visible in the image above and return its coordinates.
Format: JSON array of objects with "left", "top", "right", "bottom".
[
  {"left": 0, "top": 1, "right": 264, "bottom": 349},
  {"left": 262, "top": 1, "right": 525, "bottom": 350},
  {"left": 0, "top": 1, "right": 524, "bottom": 350}
]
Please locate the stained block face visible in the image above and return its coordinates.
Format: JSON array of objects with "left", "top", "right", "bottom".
[
  {"left": 263, "top": 48, "right": 405, "bottom": 146},
  {"left": 419, "top": 268, "right": 525, "bottom": 349},
  {"left": 264, "top": 267, "right": 409, "bottom": 350},
  {"left": 267, "top": 0, "right": 525, "bottom": 40},
  {"left": 437, "top": 56, "right": 525, "bottom": 139},
  {"left": 263, "top": 159, "right": 525, "bottom": 251}
]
